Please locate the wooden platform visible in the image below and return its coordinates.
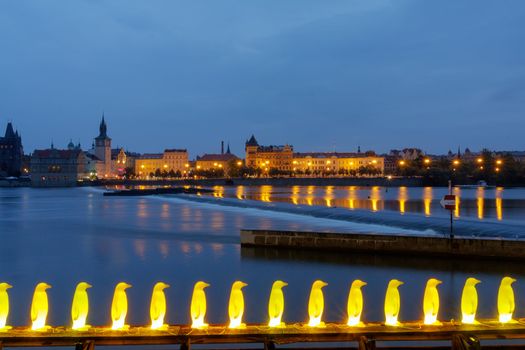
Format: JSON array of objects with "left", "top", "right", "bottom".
[{"left": 2, "top": 321, "right": 525, "bottom": 349}]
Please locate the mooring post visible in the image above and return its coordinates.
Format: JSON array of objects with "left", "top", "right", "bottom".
[
  {"left": 264, "top": 341, "right": 276, "bottom": 350},
  {"left": 452, "top": 334, "right": 480, "bottom": 350},
  {"left": 180, "top": 338, "right": 190, "bottom": 350},
  {"left": 75, "top": 341, "right": 94, "bottom": 350},
  {"left": 358, "top": 336, "right": 376, "bottom": 350}
]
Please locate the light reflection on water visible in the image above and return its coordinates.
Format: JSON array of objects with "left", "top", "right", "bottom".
[
  {"left": 0, "top": 187, "right": 524, "bottom": 330},
  {"left": 215, "top": 185, "right": 518, "bottom": 222}
]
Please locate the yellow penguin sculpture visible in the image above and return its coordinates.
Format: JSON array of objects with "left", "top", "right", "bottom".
[
  {"left": 228, "top": 281, "right": 248, "bottom": 329},
  {"left": 190, "top": 281, "right": 210, "bottom": 329},
  {"left": 150, "top": 282, "right": 170, "bottom": 330},
  {"left": 268, "top": 280, "right": 288, "bottom": 327},
  {"left": 71, "top": 282, "right": 92, "bottom": 330},
  {"left": 31, "top": 282, "right": 52, "bottom": 331},
  {"left": 347, "top": 280, "right": 367, "bottom": 326},
  {"left": 308, "top": 280, "right": 328, "bottom": 327},
  {"left": 384, "top": 279, "right": 403, "bottom": 326},
  {"left": 423, "top": 278, "right": 442, "bottom": 325},
  {"left": 498, "top": 276, "right": 517, "bottom": 324},
  {"left": 461, "top": 277, "right": 481, "bottom": 324},
  {"left": 0, "top": 283, "right": 12, "bottom": 331},
  {"left": 111, "top": 282, "right": 132, "bottom": 330}
]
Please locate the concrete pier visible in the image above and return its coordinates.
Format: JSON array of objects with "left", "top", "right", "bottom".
[{"left": 240, "top": 229, "right": 525, "bottom": 260}]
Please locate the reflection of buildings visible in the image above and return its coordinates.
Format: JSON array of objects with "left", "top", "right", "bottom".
[
  {"left": 293, "top": 152, "right": 384, "bottom": 174},
  {"left": 0, "top": 122, "right": 24, "bottom": 176},
  {"left": 245, "top": 135, "right": 293, "bottom": 172},
  {"left": 135, "top": 149, "right": 189, "bottom": 177},
  {"left": 30, "top": 146, "right": 87, "bottom": 187}
]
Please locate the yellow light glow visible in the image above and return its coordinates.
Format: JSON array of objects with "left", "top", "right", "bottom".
[
  {"left": 308, "top": 280, "right": 328, "bottom": 327},
  {"left": 496, "top": 160, "right": 502, "bottom": 165},
  {"left": 399, "top": 160, "right": 405, "bottom": 166},
  {"left": 268, "top": 280, "right": 287, "bottom": 328},
  {"left": 477, "top": 158, "right": 483, "bottom": 163},
  {"left": 453, "top": 160, "right": 460, "bottom": 166},
  {"left": 461, "top": 277, "right": 481, "bottom": 324},
  {"left": 423, "top": 278, "right": 442, "bottom": 325},
  {"left": 237, "top": 161, "right": 242, "bottom": 166},
  {"left": 384, "top": 279, "right": 403, "bottom": 326},
  {"left": 0, "top": 283, "right": 12, "bottom": 331},
  {"left": 150, "top": 282, "right": 170, "bottom": 330},
  {"left": 498, "top": 277, "right": 517, "bottom": 324},
  {"left": 191, "top": 281, "right": 210, "bottom": 329},
  {"left": 71, "top": 282, "right": 92, "bottom": 330},
  {"left": 111, "top": 282, "right": 132, "bottom": 330},
  {"left": 228, "top": 281, "right": 248, "bottom": 329},
  {"left": 347, "top": 280, "right": 367, "bottom": 326},
  {"left": 31, "top": 282, "right": 52, "bottom": 331}
]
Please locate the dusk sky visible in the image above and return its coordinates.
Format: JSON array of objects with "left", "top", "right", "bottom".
[{"left": 1, "top": 1, "right": 524, "bottom": 157}]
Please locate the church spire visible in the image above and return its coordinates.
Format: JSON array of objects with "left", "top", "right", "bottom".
[
  {"left": 98, "top": 113, "right": 108, "bottom": 138},
  {"left": 226, "top": 142, "right": 231, "bottom": 154}
]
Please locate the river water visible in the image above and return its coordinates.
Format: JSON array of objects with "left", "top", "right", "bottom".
[{"left": 1, "top": 186, "right": 525, "bottom": 329}]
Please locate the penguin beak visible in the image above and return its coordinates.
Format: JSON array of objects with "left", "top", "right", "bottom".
[
  {"left": 398, "top": 281, "right": 404, "bottom": 286},
  {"left": 282, "top": 282, "right": 288, "bottom": 287},
  {"left": 322, "top": 282, "right": 328, "bottom": 287},
  {"left": 164, "top": 283, "right": 171, "bottom": 289},
  {"left": 45, "top": 284, "right": 52, "bottom": 289},
  {"left": 361, "top": 281, "right": 368, "bottom": 287},
  {"left": 511, "top": 278, "right": 517, "bottom": 283},
  {"left": 203, "top": 283, "right": 210, "bottom": 288},
  {"left": 241, "top": 282, "right": 248, "bottom": 288},
  {"left": 125, "top": 283, "right": 132, "bottom": 289},
  {"left": 474, "top": 279, "right": 481, "bottom": 285},
  {"left": 5, "top": 284, "right": 13, "bottom": 289},
  {"left": 436, "top": 280, "right": 443, "bottom": 285},
  {"left": 86, "top": 284, "right": 93, "bottom": 289}
]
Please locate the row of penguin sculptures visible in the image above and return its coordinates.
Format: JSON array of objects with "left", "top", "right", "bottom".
[{"left": 0, "top": 277, "right": 517, "bottom": 331}]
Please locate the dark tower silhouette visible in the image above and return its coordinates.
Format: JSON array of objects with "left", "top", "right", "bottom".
[{"left": 0, "top": 122, "right": 24, "bottom": 176}]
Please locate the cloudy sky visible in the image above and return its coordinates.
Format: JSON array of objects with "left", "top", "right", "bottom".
[{"left": 1, "top": 0, "right": 524, "bottom": 156}]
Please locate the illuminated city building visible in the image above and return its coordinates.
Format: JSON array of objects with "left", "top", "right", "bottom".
[
  {"left": 30, "top": 146, "right": 87, "bottom": 187},
  {"left": 111, "top": 148, "right": 139, "bottom": 177},
  {"left": 90, "top": 115, "right": 112, "bottom": 178},
  {"left": 135, "top": 149, "right": 189, "bottom": 177},
  {"left": 245, "top": 135, "right": 293, "bottom": 172},
  {"left": 292, "top": 152, "right": 384, "bottom": 175}
]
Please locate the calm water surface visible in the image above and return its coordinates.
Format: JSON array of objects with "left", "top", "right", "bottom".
[{"left": 1, "top": 186, "right": 525, "bottom": 329}]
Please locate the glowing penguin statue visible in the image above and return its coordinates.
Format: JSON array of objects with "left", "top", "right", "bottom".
[
  {"left": 268, "top": 280, "right": 288, "bottom": 327},
  {"left": 461, "top": 277, "right": 481, "bottom": 324},
  {"left": 423, "top": 278, "right": 442, "bottom": 325},
  {"left": 111, "top": 282, "right": 132, "bottom": 330},
  {"left": 190, "top": 281, "right": 210, "bottom": 329},
  {"left": 0, "top": 283, "right": 12, "bottom": 331},
  {"left": 308, "top": 280, "right": 328, "bottom": 327},
  {"left": 31, "top": 282, "right": 52, "bottom": 331},
  {"left": 347, "top": 280, "right": 367, "bottom": 326},
  {"left": 384, "top": 279, "right": 403, "bottom": 326},
  {"left": 150, "top": 282, "right": 170, "bottom": 330},
  {"left": 228, "top": 281, "right": 248, "bottom": 329},
  {"left": 71, "top": 282, "right": 92, "bottom": 330},
  {"left": 498, "top": 276, "right": 517, "bottom": 324}
]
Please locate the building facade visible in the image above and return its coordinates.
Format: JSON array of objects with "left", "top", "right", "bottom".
[
  {"left": 292, "top": 152, "right": 384, "bottom": 174},
  {"left": 0, "top": 122, "right": 24, "bottom": 176},
  {"left": 245, "top": 135, "right": 293, "bottom": 172},
  {"left": 111, "top": 148, "right": 140, "bottom": 177},
  {"left": 135, "top": 149, "right": 189, "bottom": 177},
  {"left": 30, "top": 148, "right": 87, "bottom": 187}
]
